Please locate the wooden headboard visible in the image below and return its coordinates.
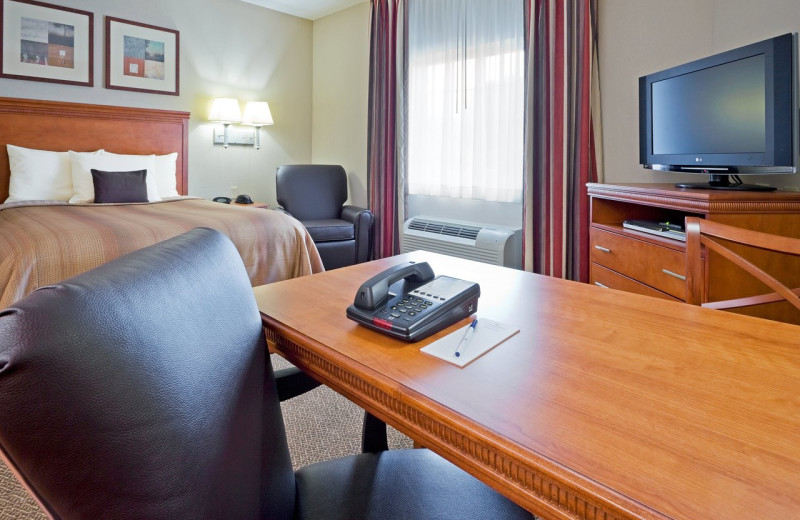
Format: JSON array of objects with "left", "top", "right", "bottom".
[{"left": 0, "top": 97, "right": 190, "bottom": 200}]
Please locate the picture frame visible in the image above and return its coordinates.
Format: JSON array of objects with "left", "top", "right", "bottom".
[
  {"left": 105, "top": 16, "right": 179, "bottom": 96},
  {"left": 0, "top": 0, "right": 93, "bottom": 86}
]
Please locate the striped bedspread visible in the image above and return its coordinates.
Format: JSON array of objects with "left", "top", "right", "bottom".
[{"left": 0, "top": 198, "right": 324, "bottom": 309}]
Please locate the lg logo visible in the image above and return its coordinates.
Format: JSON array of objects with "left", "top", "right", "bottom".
[{"left": 695, "top": 157, "right": 703, "bottom": 162}]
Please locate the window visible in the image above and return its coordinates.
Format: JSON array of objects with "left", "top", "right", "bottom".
[{"left": 406, "top": 0, "right": 524, "bottom": 203}]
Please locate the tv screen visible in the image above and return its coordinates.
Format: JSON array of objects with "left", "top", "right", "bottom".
[{"left": 639, "top": 33, "right": 798, "bottom": 190}]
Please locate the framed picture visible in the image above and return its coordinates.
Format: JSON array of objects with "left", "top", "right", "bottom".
[
  {"left": 105, "top": 17, "right": 179, "bottom": 96},
  {"left": 0, "top": 0, "right": 93, "bottom": 86}
]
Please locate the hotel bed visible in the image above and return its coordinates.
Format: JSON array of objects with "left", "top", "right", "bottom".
[{"left": 0, "top": 97, "right": 323, "bottom": 308}]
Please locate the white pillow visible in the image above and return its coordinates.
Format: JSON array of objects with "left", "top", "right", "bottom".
[
  {"left": 5, "top": 145, "right": 80, "bottom": 202},
  {"left": 153, "top": 153, "right": 179, "bottom": 197},
  {"left": 70, "top": 151, "right": 160, "bottom": 203}
]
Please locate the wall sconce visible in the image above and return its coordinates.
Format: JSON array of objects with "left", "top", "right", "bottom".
[
  {"left": 208, "top": 97, "right": 242, "bottom": 149},
  {"left": 242, "top": 101, "right": 274, "bottom": 150}
]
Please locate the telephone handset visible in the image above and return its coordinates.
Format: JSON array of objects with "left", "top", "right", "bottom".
[{"left": 346, "top": 261, "right": 480, "bottom": 342}]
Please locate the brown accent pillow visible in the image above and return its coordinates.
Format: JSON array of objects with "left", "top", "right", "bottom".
[{"left": 90, "top": 169, "right": 148, "bottom": 203}]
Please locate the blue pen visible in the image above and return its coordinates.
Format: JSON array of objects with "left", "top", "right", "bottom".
[{"left": 454, "top": 318, "right": 478, "bottom": 357}]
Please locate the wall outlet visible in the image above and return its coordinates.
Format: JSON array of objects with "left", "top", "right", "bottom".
[{"left": 231, "top": 185, "right": 238, "bottom": 197}]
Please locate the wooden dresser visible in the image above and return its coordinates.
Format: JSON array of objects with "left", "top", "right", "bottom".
[{"left": 587, "top": 183, "right": 800, "bottom": 323}]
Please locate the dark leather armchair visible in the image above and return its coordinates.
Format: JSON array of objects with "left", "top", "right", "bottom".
[
  {"left": 0, "top": 228, "right": 532, "bottom": 520},
  {"left": 276, "top": 164, "right": 374, "bottom": 270}
]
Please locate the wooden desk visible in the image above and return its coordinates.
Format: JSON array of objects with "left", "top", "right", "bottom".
[{"left": 253, "top": 252, "right": 800, "bottom": 520}]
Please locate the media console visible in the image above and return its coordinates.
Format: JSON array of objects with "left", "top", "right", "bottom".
[{"left": 588, "top": 183, "right": 800, "bottom": 324}]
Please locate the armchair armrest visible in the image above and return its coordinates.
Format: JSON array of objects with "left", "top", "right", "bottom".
[
  {"left": 340, "top": 205, "right": 374, "bottom": 264},
  {"left": 340, "top": 204, "right": 370, "bottom": 223},
  {"left": 274, "top": 366, "right": 322, "bottom": 401},
  {"left": 276, "top": 365, "right": 390, "bottom": 452}
]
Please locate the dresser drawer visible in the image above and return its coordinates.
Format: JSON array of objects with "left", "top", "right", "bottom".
[
  {"left": 590, "top": 228, "right": 686, "bottom": 300},
  {"left": 591, "top": 263, "right": 681, "bottom": 301}
]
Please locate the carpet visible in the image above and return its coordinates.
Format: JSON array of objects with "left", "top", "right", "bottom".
[{"left": 0, "top": 355, "right": 413, "bottom": 519}]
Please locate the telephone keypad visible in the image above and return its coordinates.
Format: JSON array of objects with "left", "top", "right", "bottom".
[{"left": 380, "top": 293, "right": 437, "bottom": 324}]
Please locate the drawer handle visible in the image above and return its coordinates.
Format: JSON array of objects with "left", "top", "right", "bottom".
[
  {"left": 594, "top": 245, "right": 611, "bottom": 253},
  {"left": 662, "top": 269, "right": 686, "bottom": 281},
  {"left": 594, "top": 281, "right": 609, "bottom": 288}
]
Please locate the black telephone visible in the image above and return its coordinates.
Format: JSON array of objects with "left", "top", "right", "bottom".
[{"left": 346, "top": 261, "right": 479, "bottom": 341}]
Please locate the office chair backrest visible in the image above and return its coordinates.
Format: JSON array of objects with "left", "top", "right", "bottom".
[
  {"left": 685, "top": 216, "right": 800, "bottom": 314},
  {"left": 276, "top": 164, "right": 348, "bottom": 221},
  {"left": 0, "top": 228, "right": 295, "bottom": 520}
]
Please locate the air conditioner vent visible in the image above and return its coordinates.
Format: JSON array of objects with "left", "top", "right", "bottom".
[
  {"left": 402, "top": 216, "right": 522, "bottom": 269},
  {"left": 408, "top": 218, "right": 482, "bottom": 240}
]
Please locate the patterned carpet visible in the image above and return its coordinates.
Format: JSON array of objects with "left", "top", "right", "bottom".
[{"left": 0, "top": 355, "right": 413, "bottom": 519}]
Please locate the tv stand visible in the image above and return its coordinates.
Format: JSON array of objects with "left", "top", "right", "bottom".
[
  {"left": 587, "top": 183, "right": 800, "bottom": 324},
  {"left": 675, "top": 173, "right": 777, "bottom": 191}
]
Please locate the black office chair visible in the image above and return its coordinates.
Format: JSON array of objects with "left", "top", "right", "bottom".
[
  {"left": 0, "top": 228, "right": 532, "bottom": 520},
  {"left": 276, "top": 164, "right": 374, "bottom": 270}
]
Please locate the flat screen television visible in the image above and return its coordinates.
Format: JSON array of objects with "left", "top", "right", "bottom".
[{"left": 639, "top": 33, "right": 798, "bottom": 191}]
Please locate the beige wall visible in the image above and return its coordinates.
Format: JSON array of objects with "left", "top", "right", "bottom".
[
  {"left": 0, "top": 0, "right": 314, "bottom": 203},
  {"left": 599, "top": 0, "right": 800, "bottom": 189},
  {"left": 311, "top": 2, "right": 371, "bottom": 207}
]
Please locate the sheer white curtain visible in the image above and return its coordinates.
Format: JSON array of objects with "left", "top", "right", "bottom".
[{"left": 406, "top": 0, "right": 524, "bottom": 203}]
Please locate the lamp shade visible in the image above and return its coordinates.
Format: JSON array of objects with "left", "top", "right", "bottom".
[
  {"left": 243, "top": 101, "right": 274, "bottom": 126},
  {"left": 209, "top": 98, "right": 242, "bottom": 123}
]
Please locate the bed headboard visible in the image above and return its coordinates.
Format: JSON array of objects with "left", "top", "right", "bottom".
[{"left": 0, "top": 97, "right": 190, "bottom": 200}]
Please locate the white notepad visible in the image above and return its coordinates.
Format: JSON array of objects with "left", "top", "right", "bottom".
[{"left": 420, "top": 318, "right": 519, "bottom": 367}]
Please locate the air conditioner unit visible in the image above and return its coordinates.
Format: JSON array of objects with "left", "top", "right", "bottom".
[{"left": 401, "top": 216, "right": 522, "bottom": 269}]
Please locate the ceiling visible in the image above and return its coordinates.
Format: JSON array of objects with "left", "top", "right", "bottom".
[{"left": 241, "top": 0, "right": 366, "bottom": 20}]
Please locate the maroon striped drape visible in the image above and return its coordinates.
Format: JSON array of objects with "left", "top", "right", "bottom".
[
  {"left": 367, "top": 0, "right": 400, "bottom": 259},
  {"left": 523, "top": 0, "right": 601, "bottom": 281}
]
